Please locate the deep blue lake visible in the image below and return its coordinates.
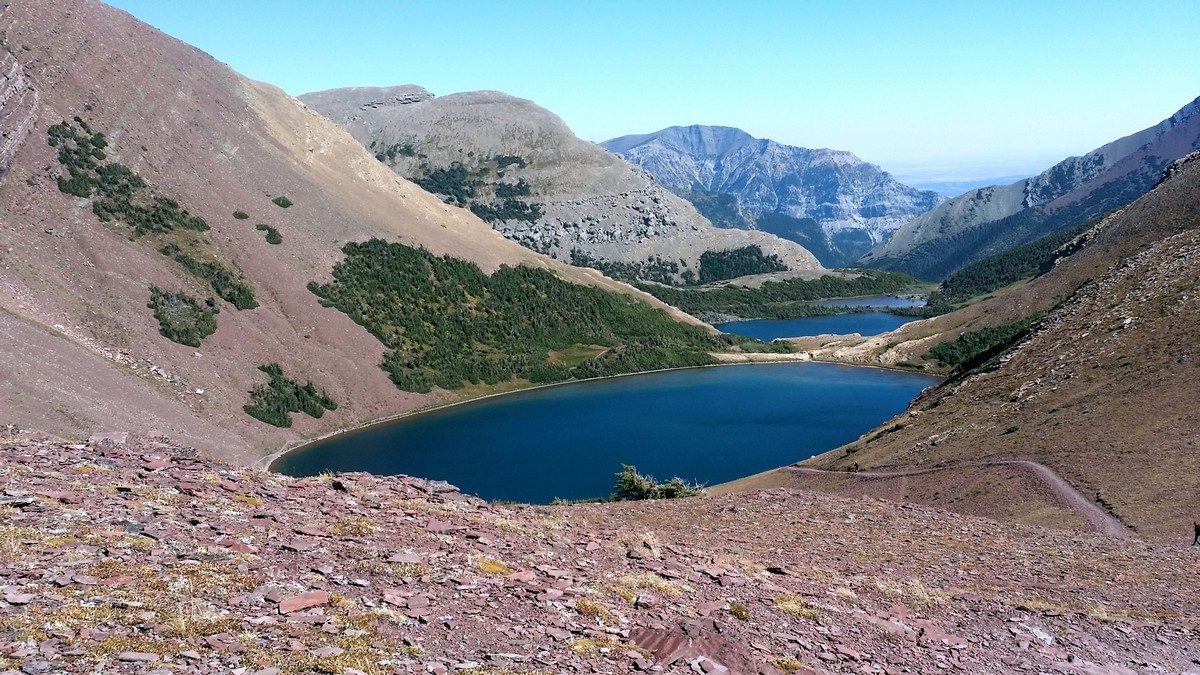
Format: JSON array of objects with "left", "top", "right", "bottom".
[{"left": 275, "top": 363, "right": 938, "bottom": 503}]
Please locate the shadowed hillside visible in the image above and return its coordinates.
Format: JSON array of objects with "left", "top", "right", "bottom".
[{"left": 0, "top": 0, "right": 714, "bottom": 463}]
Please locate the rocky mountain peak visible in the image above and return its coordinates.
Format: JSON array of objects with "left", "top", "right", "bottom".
[
  {"left": 602, "top": 125, "right": 942, "bottom": 267},
  {"left": 298, "top": 84, "right": 434, "bottom": 113}
]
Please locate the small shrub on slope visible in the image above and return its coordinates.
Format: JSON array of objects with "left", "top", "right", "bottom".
[
  {"left": 243, "top": 363, "right": 337, "bottom": 428},
  {"left": 147, "top": 286, "right": 218, "bottom": 347}
]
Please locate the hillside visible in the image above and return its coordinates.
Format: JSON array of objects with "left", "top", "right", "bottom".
[
  {"left": 602, "top": 125, "right": 943, "bottom": 267},
  {"left": 299, "top": 87, "right": 825, "bottom": 285},
  {"left": 0, "top": 0, "right": 725, "bottom": 464},
  {"left": 2, "top": 429, "right": 1197, "bottom": 673},
  {"left": 735, "top": 151, "right": 1200, "bottom": 543},
  {"left": 861, "top": 96, "right": 1200, "bottom": 280}
]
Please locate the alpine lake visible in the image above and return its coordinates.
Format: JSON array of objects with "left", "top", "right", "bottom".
[{"left": 274, "top": 296, "right": 936, "bottom": 503}]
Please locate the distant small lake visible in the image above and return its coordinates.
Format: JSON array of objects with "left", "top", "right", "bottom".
[
  {"left": 274, "top": 363, "right": 938, "bottom": 503},
  {"left": 715, "top": 313, "right": 914, "bottom": 341},
  {"left": 808, "top": 294, "right": 925, "bottom": 309},
  {"left": 714, "top": 295, "right": 924, "bottom": 341}
]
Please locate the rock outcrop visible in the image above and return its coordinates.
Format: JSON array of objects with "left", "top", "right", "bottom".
[
  {"left": 0, "top": 46, "right": 38, "bottom": 176},
  {"left": 602, "top": 125, "right": 943, "bottom": 266},
  {"left": 300, "top": 87, "right": 825, "bottom": 283}
]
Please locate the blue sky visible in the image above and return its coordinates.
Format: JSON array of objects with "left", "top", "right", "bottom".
[{"left": 106, "top": 1, "right": 1199, "bottom": 182}]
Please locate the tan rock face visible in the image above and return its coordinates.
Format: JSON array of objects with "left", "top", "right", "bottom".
[{"left": 299, "top": 86, "right": 825, "bottom": 282}]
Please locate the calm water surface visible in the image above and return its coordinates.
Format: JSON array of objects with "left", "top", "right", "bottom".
[
  {"left": 808, "top": 294, "right": 925, "bottom": 309},
  {"left": 275, "top": 362, "right": 938, "bottom": 503},
  {"left": 715, "top": 313, "right": 913, "bottom": 341},
  {"left": 714, "top": 295, "right": 925, "bottom": 340}
]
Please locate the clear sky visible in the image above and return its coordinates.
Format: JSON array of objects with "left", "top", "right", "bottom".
[{"left": 105, "top": 1, "right": 1199, "bottom": 182}]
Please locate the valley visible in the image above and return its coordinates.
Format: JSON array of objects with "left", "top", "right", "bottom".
[{"left": 1, "top": 0, "right": 1199, "bottom": 672}]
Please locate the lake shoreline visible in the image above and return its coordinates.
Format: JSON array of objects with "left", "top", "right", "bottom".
[{"left": 260, "top": 353, "right": 939, "bottom": 474}]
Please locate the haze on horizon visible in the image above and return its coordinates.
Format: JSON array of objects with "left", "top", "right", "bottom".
[{"left": 106, "top": 0, "right": 1200, "bottom": 184}]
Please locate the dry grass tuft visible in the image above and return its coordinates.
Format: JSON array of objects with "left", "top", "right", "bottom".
[
  {"left": 729, "top": 600, "right": 750, "bottom": 621},
  {"left": 775, "top": 594, "right": 820, "bottom": 619},
  {"left": 771, "top": 656, "right": 804, "bottom": 674},
  {"left": 329, "top": 515, "right": 379, "bottom": 537},
  {"left": 607, "top": 572, "right": 687, "bottom": 602},
  {"left": 470, "top": 554, "right": 511, "bottom": 575},
  {"left": 574, "top": 597, "right": 617, "bottom": 626},
  {"left": 567, "top": 636, "right": 624, "bottom": 654}
]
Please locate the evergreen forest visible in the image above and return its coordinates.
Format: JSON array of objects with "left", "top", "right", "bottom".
[{"left": 308, "top": 239, "right": 768, "bottom": 393}]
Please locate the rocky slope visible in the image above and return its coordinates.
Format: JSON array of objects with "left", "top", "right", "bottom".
[
  {"left": 602, "top": 125, "right": 943, "bottom": 267},
  {"left": 299, "top": 87, "right": 825, "bottom": 284},
  {"left": 862, "top": 96, "right": 1200, "bottom": 279},
  {"left": 0, "top": 0, "right": 708, "bottom": 465},
  {"left": 740, "top": 151, "right": 1200, "bottom": 544},
  {"left": 2, "top": 428, "right": 1197, "bottom": 674}
]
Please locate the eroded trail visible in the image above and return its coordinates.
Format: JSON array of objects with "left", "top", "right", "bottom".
[{"left": 788, "top": 459, "right": 1133, "bottom": 538}]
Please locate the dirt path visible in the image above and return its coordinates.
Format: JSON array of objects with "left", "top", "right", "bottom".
[{"left": 787, "top": 460, "right": 1133, "bottom": 539}]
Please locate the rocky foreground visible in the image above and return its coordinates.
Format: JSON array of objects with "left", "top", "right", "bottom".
[{"left": 1, "top": 430, "right": 1198, "bottom": 674}]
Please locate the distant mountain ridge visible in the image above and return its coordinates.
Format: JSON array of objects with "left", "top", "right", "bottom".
[
  {"left": 861, "top": 95, "right": 1200, "bottom": 279},
  {"left": 602, "top": 125, "right": 943, "bottom": 267},
  {"left": 300, "top": 87, "right": 825, "bottom": 284}
]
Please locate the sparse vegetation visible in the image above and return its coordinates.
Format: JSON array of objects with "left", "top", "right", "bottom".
[
  {"left": 469, "top": 554, "right": 511, "bottom": 575},
  {"left": 729, "top": 600, "right": 750, "bottom": 621},
  {"left": 159, "top": 243, "right": 258, "bottom": 310},
  {"left": 775, "top": 594, "right": 820, "bottom": 619},
  {"left": 611, "top": 464, "right": 704, "bottom": 501},
  {"left": 410, "top": 158, "right": 545, "bottom": 224},
  {"left": 272, "top": 195, "right": 293, "bottom": 208},
  {"left": 147, "top": 286, "right": 218, "bottom": 347},
  {"left": 308, "top": 239, "right": 757, "bottom": 393},
  {"left": 243, "top": 363, "right": 337, "bottom": 428},
  {"left": 49, "top": 119, "right": 210, "bottom": 236}
]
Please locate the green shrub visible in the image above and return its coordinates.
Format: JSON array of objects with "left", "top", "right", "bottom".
[
  {"left": 147, "top": 286, "right": 218, "bottom": 347},
  {"left": 272, "top": 196, "right": 293, "bottom": 208},
  {"left": 923, "top": 319, "right": 1034, "bottom": 373},
  {"left": 255, "top": 223, "right": 283, "bottom": 245},
  {"left": 243, "top": 363, "right": 337, "bottom": 427},
  {"left": 698, "top": 245, "right": 787, "bottom": 284},
  {"left": 611, "top": 464, "right": 704, "bottom": 501},
  {"left": 233, "top": 210, "right": 249, "bottom": 220}
]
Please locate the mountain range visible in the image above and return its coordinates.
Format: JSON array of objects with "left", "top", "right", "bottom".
[
  {"left": 299, "top": 87, "right": 825, "bottom": 284},
  {"left": 602, "top": 125, "right": 944, "bottom": 267},
  {"left": 861, "top": 95, "right": 1200, "bottom": 279}
]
